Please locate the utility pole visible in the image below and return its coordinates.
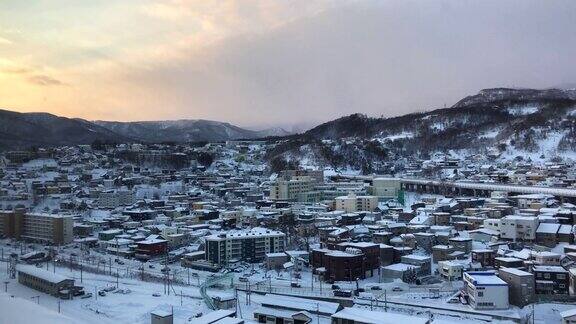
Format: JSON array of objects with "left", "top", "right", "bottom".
[
  {"left": 3, "top": 281, "right": 8, "bottom": 292},
  {"left": 180, "top": 290, "right": 183, "bottom": 306},
  {"left": 58, "top": 300, "right": 61, "bottom": 313},
  {"left": 384, "top": 289, "right": 387, "bottom": 312},
  {"left": 311, "top": 271, "right": 313, "bottom": 291},
  {"left": 316, "top": 303, "right": 320, "bottom": 324},
  {"left": 80, "top": 264, "right": 83, "bottom": 283},
  {"left": 116, "top": 268, "right": 119, "bottom": 288}
]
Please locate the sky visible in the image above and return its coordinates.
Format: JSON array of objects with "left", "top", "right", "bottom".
[{"left": 0, "top": 0, "right": 575, "bottom": 130}]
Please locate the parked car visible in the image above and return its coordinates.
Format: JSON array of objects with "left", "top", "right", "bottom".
[
  {"left": 98, "top": 291, "right": 106, "bottom": 297},
  {"left": 331, "top": 284, "right": 341, "bottom": 290},
  {"left": 392, "top": 286, "right": 403, "bottom": 292},
  {"left": 290, "top": 282, "right": 301, "bottom": 288},
  {"left": 370, "top": 286, "right": 382, "bottom": 290},
  {"left": 81, "top": 293, "right": 93, "bottom": 299}
]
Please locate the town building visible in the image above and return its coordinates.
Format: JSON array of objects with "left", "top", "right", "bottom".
[
  {"left": 205, "top": 228, "right": 285, "bottom": 265},
  {"left": 463, "top": 271, "right": 509, "bottom": 310}
]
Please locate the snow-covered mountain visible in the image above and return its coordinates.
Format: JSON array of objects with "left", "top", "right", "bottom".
[
  {"left": 266, "top": 88, "right": 576, "bottom": 173},
  {"left": 94, "top": 120, "right": 291, "bottom": 143}
]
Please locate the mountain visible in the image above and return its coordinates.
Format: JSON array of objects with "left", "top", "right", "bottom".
[
  {"left": 94, "top": 120, "right": 292, "bottom": 143},
  {"left": 0, "top": 109, "right": 132, "bottom": 151},
  {"left": 267, "top": 88, "right": 576, "bottom": 173},
  {"left": 0, "top": 109, "right": 292, "bottom": 150}
]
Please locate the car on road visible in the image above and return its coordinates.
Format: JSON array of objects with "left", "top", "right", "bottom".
[
  {"left": 81, "top": 293, "right": 93, "bottom": 299},
  {"left": 290, "top": 282, "right": 301, "bottom": 288},
  {"left": 392, "top": 286, "right": 403, "bottom": 292},
  {"left": 152, "top": 293, "right": 161, "bottom": 297},
  {"left": 333, "top": 289, "right": 353, "bottom": 297},
  {"left": 370, "top": 286, "right": 382, "bottom": 290},
  {"left": 98, "top": 291, "right": 106, "bottom": 297}
]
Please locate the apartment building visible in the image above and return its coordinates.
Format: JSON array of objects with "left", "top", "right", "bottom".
[
  {"left": 98, "top": 189, "right": 135, "bottom": 209},
  {"left": 269, "top": 176, "right": 316, "bottom": 201},
  {"left": 205, "top": 228, "right": 286, "bottom": 265},
  {"left": 334, "top": 193, "right": 378, "bottom": 213},
  {"left": 499, "top": 215, "right": 539, "bottom": 242},
  {"left": 0, "top": 210, "right": 73, "bottom": 245}
]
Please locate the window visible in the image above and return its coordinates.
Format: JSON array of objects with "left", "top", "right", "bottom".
[
  {"left": 544, "top": 273, "right": 551, "bottom": 279},
  {"left": 477, "top": 291, "right": 483, "bottom": 297}
]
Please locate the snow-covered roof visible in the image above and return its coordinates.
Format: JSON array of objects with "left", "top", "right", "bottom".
[
  {"left": 465, "top": 272, "right": 507, "bottom": 286},
  {"left": 260, "top": 294, "right": 340, "bottom": 315},
  {"left": 536, "top": 223, "right": 560, "bottom": 234},
  {"left": 17, "top": 265, "right": 72, "bottom": 284},
  {"left": 332, "top": 307, "right": 428, "bottom": 324}
]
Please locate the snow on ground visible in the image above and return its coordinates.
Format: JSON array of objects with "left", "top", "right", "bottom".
[
  {"left": 0, "top": 292, "right": 78, "bottom": 324},
  {"left": 479, "top": 128, "right": 501, "bottom": 139},
  {"left": 0, "top": 260, "right": 210, "bottom": 324},
  {"left": 379, "top": 132, "right": 415, "bottom": 141},
  {"left": 506, "top": 105, "right": 539, "bottom": 116}
]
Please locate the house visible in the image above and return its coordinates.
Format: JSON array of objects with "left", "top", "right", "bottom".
[
  {"left": 401, "top": 254, "right": 432, "bottom": 276},
  {"left": 536, "top": 223, "right": 560, "bottom": 247},
  {"left": 499, "top": 215, "right": 538, "bottom": 242},
  {"left": 471, "top": 249, "right": 496, "bottom": 268},
  {"left": 449, "top": 237, "right": 473, "bottom": 254},
  {"left": 463, "top": 271, "right": 509, "bottom": 310},
  {"left": 494, "top": 257, "right": 524, "bottom": 269},
  {"left": 438, "top": 260, "right": 466, "bottom": 280},
  {"left": 432, "top": 245, "right": 454, "bottom": 262},
  {"left": 135, "top": 236, "right": 168, "bottom": 259},
  {"left": 559, "top": 225, "right": 575, "bottom": 244},
  {"left": 533, "top": 265, "right": 569, "bottom": 295}
]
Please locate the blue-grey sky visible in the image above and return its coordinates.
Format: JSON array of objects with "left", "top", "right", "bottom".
[{"left": 1, "top": 0, "right": 575, "bottom": 130}]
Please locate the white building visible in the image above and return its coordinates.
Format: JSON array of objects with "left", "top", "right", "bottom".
[
  {"left": 463, "top": 271, "right": 509, "bottom": 310},
  {"left": 371, "top": 178, "right": 401, "bottom": 199},
  {"left": 499, "top": 215, "right": 538, "bottom": 242},
  {"left": 334, "top": 193, "right": 378, "bottom": 212},
  {"left": 205, "top": 228, "right": 286, "bottom": 265},
  {"left": 98, "top": 189, "right": 135, "bottom": 209}
]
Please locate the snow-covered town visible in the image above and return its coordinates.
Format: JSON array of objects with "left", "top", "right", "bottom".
[{"left": 0, "top": 142, "right": 576, "bottom": 324}]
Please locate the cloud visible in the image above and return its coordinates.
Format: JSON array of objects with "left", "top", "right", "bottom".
[
  {"left": 28, "top": 75, "right": 66, "bottom": 86},
  {"left": 0, "top": 36, "right": 11, "bottom": 45}
]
